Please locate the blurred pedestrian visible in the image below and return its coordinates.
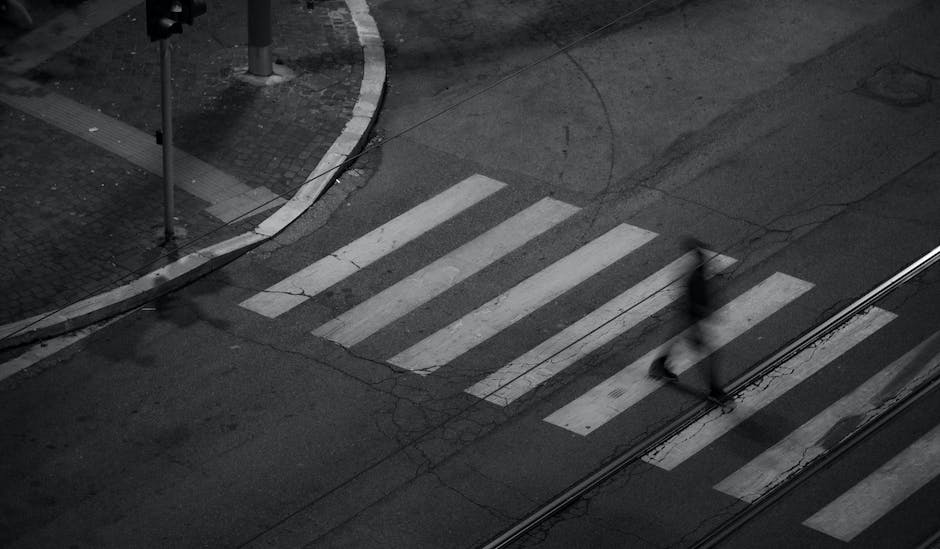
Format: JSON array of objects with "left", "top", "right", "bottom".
[{"left": 649, "top": 237, "right": 729, "bottom": 403}]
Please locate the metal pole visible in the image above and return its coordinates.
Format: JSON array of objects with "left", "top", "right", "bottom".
[
  {"left": 160, "top": 38, "right": 175, "bottom": 242},
  {"left": 247, "top": 0, "right": 272, "bottom": 76}
]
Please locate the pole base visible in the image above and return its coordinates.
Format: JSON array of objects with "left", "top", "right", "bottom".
[
  {"left": 155, "top": 225, "right": 188, "bottom": 244},
  {"left": 248, "top": 46, "right": 273, "bottom": 77},
  {"left": 235, "top": 62, "right": 296, "bottom": 87}
]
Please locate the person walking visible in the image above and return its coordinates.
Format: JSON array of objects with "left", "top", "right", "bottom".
[{"left": 649, "top": 237, "right": 730, "bottom": 403}]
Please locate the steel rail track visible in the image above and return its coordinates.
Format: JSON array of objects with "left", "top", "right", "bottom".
[
  {"left": 480, "top": 243, "right": 940, "bottom": 549},
  {"left": 694, "top": 368, "right": 940, "bottom": 548},
  {"left": 915, "top": 527, "right": 940, "bottom": 549}
]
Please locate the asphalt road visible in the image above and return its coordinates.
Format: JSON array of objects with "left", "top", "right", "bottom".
[
  {"left": 503, "top": 237, "right": 940, "bottom": 549},
  {"left": 2, "top": 0, "right": 939, "bottom": 547}
]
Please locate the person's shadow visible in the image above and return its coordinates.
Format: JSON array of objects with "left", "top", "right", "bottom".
[
  {"left": 151, "top": 271, "right": 232, "bottom": 334},
  {"left": 91, "top": 268, "right": 232, "bottom": 369}
]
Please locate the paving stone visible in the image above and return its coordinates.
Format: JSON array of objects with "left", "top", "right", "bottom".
[{"left": 0, "top": 0, "right": 364, "bottom": 327}]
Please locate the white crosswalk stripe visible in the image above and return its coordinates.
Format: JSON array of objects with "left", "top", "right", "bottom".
[
  {"left": 803, "top": 420, "right": 940, "bottom": 542},
  {"left": 236, "top": 173, "right": 869, "bottom": 470},
  {"left": 715, "top": 330, "right": 940, "bottom": 504},
  {"left": 543, "top": 272, "right": 815, "bottom": 435},
  {"left": 312, "top": 197, "right": 580, "bottom": 346},
  {"left": 466, "top": 251, "right": 737, "bottom": 406},
  {"left": 239, "top": 174, "right": 507, "bottom": 318},
  {"left": 643, "top": 307, "right": 896, "bottom": 470},
  {"left": 388, "top": 223, "right": 658, "bottom": 375},
  {"left": 232, "top": 171, "right": 940, "bottom": 541}
]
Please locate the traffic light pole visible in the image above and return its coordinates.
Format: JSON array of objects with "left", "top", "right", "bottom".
[
  {"left": 160, "top": 38, "right": 175, "bottom": 242},
  {"left": 247, "top": 0, "right": 272, "bottom": 76},
  {"left": 146, "top": 0, "right": 206, "bottom": 242}
]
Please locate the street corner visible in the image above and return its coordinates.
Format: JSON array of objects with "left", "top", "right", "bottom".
[
  {"left": 0, "top": 101, "right": 237, "bottom": 328},
  {"left": 3, "top": 0, "right": 367, "bottom": 207},
  {"left": 16, "top": 0, "right": 367, "bottom": 202},
  {"left": 0, "top": 0, "right": 383, "bottom": 342}
]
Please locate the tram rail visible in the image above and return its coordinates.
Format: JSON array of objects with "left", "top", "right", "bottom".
[
  {"left": 480, "top": 243, "right": 940, "bottom": 549},
  {"left": 916, "top": 527, "right": 940, "bottom": 549},
  {"left": 694, "top": 366, "right": 940, "bottom": 548}
]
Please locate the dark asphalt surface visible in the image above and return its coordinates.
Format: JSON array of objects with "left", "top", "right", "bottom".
[{"left": 2, "top": 0, "right": 939, "bottom": 547}]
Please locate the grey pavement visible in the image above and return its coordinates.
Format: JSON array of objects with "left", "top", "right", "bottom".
[
  {"left": 232, "top": 0, "right": 940, "bottom": 545},
  {"left": 0, "top": 0, "right": 380, "bottom": 346},
  {"left": 0, "top": 0, "right": 938, "bottom": 547}
]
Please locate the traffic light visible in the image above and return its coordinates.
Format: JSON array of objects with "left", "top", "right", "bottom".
[
  {"left": 178, "top": 0, "right": 207, "bottom": 25},
  {"left": 146, "top": 0, "right": 182, "bottom": 41},
  {"left": 146, "top": 0, "right": 206, "bottom": 41}
]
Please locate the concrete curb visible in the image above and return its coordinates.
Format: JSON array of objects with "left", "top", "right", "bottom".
[{"left": 0, "top": 0, "right": 386, "bottom": 351}]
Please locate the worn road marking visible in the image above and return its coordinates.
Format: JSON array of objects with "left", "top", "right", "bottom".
[
  {"left": 240, "top": 175, "right": 506, "bottom": 318},
  {"left": 313, "top": 197, "right": 579, "bottom": 346},
  {"left": 388, "top": 224, "right": 658, "bottom": 375},
  {"left": 643, "top": 307, "right": 896, "bottom": 470},
  {"left": 803, "top": 421, "right": 940, "bottom": 541},
  {"left": 715, "top": 330, "right": 940, "bottom": 503}
]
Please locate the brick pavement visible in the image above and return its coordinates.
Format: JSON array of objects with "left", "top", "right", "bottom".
[{"left": 0, "top": 0, "right": 367, "bottom": 330}]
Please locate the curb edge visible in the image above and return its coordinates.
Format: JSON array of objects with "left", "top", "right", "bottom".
[{"left": 0, "top": 0, "right": 386, "bottom": 351}]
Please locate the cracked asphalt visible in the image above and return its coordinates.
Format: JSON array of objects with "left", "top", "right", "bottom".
[
  {"left": 2, "top": 0, "right": 939, "bottom": 547},
  {"left": 524, "top": 264, "right": 940, "bottom": 549}
]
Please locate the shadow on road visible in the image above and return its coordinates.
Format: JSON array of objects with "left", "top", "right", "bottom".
[
  {"left": 91, "top": 270, "right": 233, "bottom": 369},
  {"left": 381, "top": 0, "right": 690, "bottom": 73}
]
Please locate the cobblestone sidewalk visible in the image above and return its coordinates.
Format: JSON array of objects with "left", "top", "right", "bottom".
[{"left": 0, "top": 0, "right": 365, "bottom": 329}]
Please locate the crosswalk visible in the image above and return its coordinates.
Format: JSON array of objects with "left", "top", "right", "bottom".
[
  {"left": 388, "top": 223, "right": 657, "bottom": 374},
  {"left": 803, "top": 419, "right": 940, "bottom": 542},
  {"left": 466, "top": 251, "right": 737, "bottom": 406},
  {"left": 240, "top": 174, "right": 940, "bottom": 541},
  {"left": 713, "top": 329, "right": 940, "bottom": 503},
  {"left": 643, "top": 307, "right": 898, "bottom": 471},
  {"left": 239, "top": 174, "right": 507, "bottom": 318},
  {"left": 312, "top": 197, "right": 580, "bottom": 347},
  {"left": 544, "top": 272, "right": 815, "bottom": 434}
]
